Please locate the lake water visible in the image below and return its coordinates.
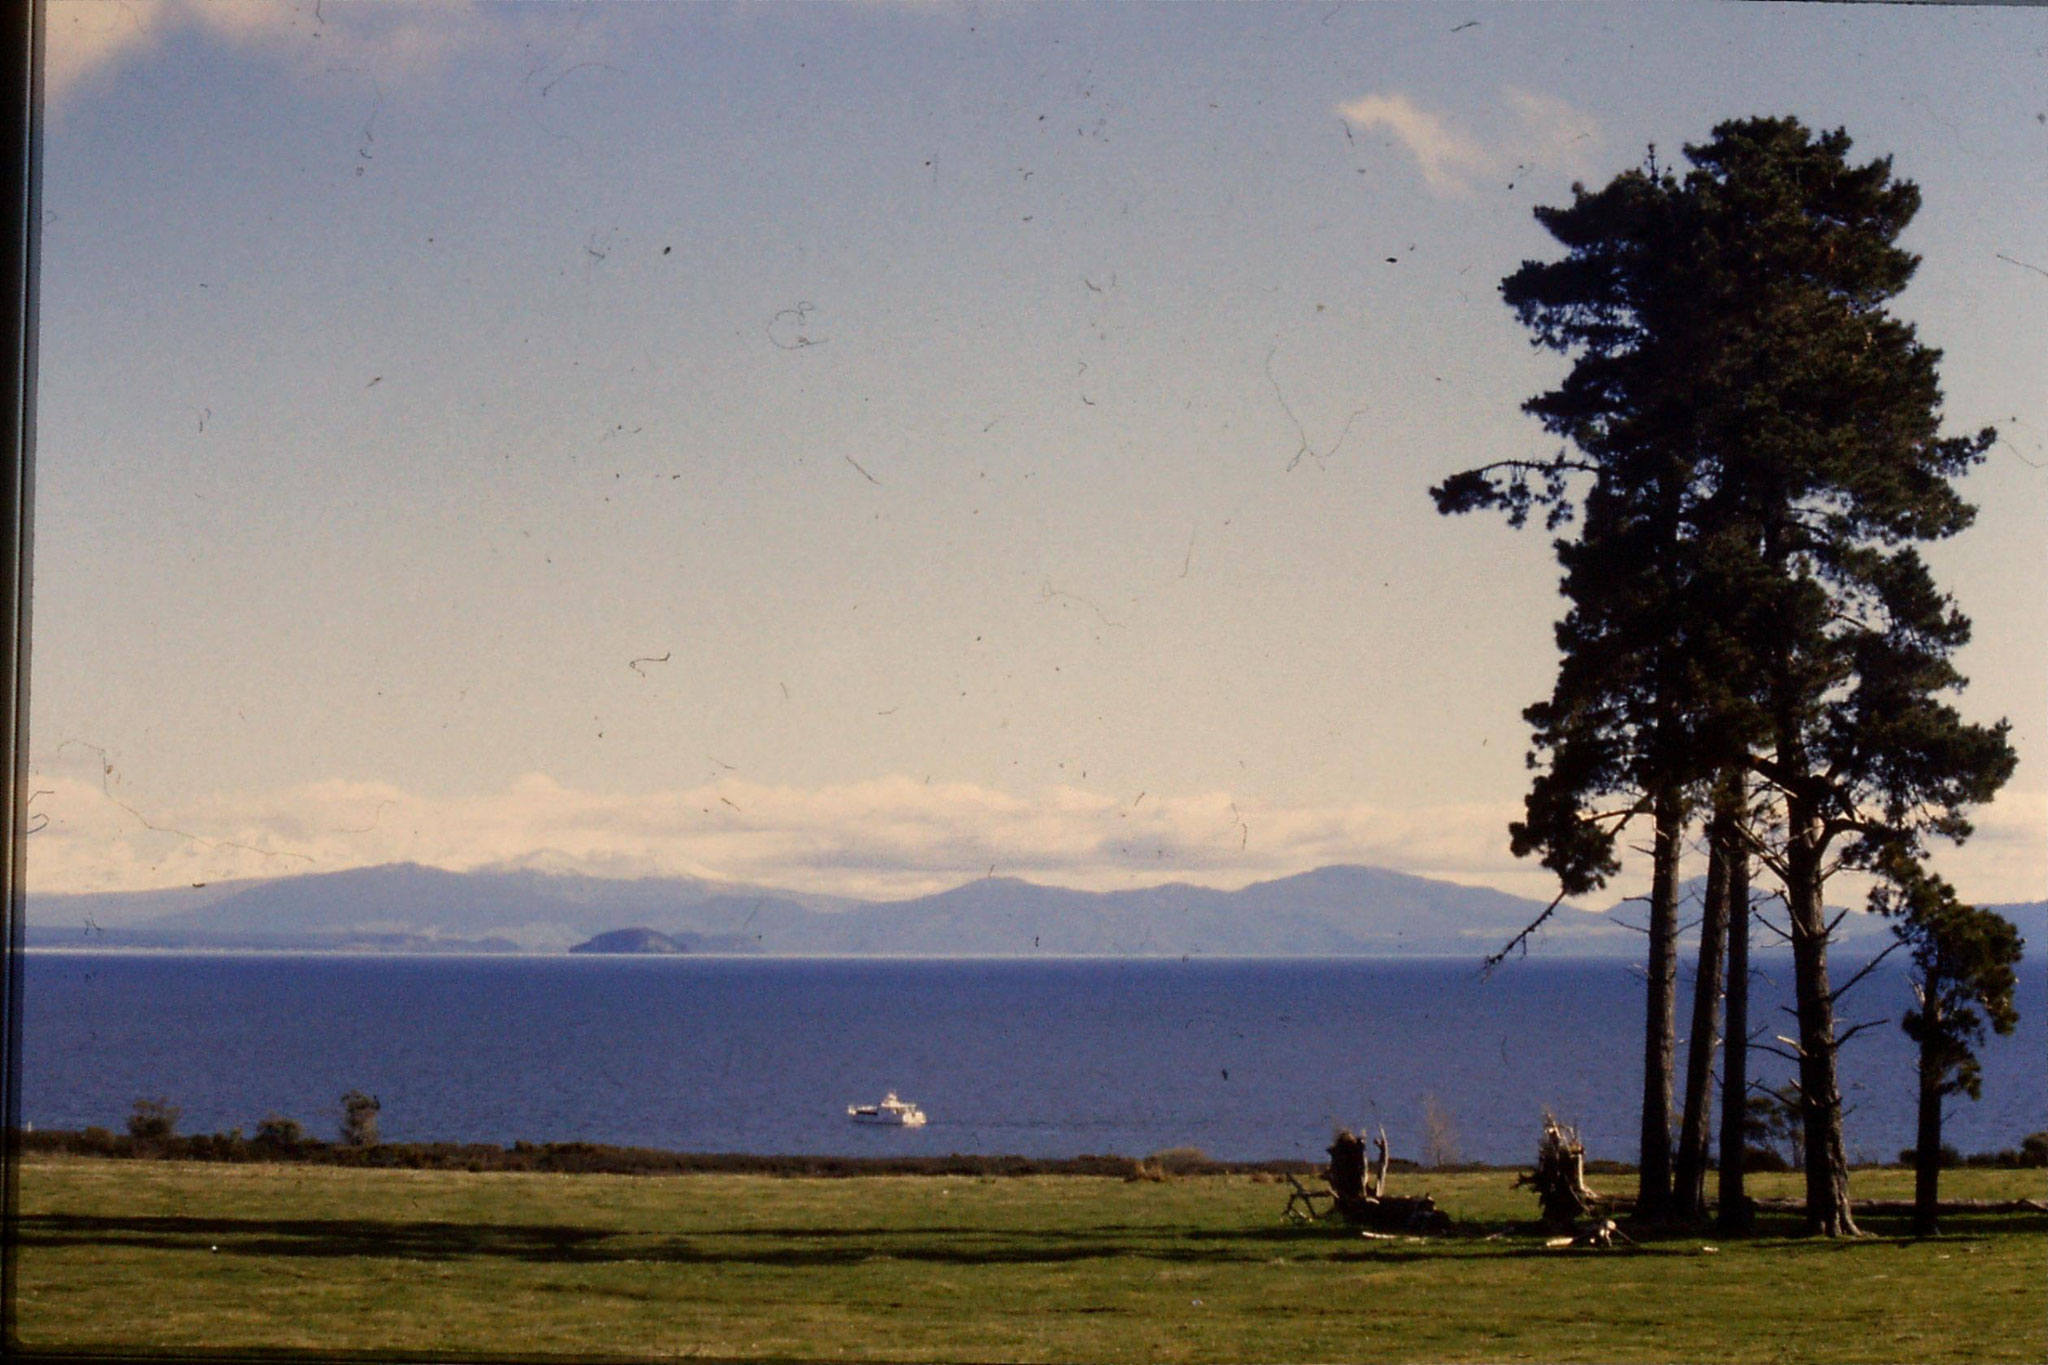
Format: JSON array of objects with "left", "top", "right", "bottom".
[{"left": 21, "top": 952, "right": 2046, "bottom": 1166}]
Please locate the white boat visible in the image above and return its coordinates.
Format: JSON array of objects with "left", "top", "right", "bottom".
[{"left": 847, "top": 1091, "right": 927, "bottom": 1126}]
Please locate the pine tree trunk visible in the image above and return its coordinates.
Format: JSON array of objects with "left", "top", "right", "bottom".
[
  {"left": 1636, "top": 785, "right": 1682, "bottom": 1224},
  {"left": 1673, "top": 797, "right": 1732, "bottom": 1224},
  {"left": 1786, "top": 801, "right": 1859, "bottom": 1237},
  {"left": 1913, "top": 998, "right": 1944, "bottom": 1239},
  {"left": 1715, "top": 825, "right": 1752, "bottom": 1234}
]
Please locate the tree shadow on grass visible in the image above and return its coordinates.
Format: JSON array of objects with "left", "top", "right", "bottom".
[
  {"left": 32, "top": 1211, "right": 2028, "bottom": 1270},
  {"left": 18, "top": 1213, "right": 617, "bottom": 1263},
  {"left": 18, "top": 1212, "right": 1333, "bottom": 1268}
]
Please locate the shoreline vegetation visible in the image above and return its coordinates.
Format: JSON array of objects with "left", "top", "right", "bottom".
[
  {"left": 23, "top": 1128, "right": 1321, "bottom": 1179},
  {"left": 23, "top": 1127, "right": 2046, "bottom": 1185}
]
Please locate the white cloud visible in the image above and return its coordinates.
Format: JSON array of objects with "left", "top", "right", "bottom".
[
  {"left": 1334, "top": 87, "right": 1603, "bottom": 197},
  {"left": 45, "top": 0, "right": 512, "bottom": 103},
  {"left": 1335, "top": 92, "right": 1488, "bottom": 195},
  {"left": 28, "top": 748, "right": 2040, "bottom": 906},
  {"left": 45, "top": 0, "right": 163, "bottom": 99},
  {"left": 25, "top": 757, "right": 1558, "bottom": 901},
  {"left": 1937, "top": 789, "right": 2048, "bottom": 906}
]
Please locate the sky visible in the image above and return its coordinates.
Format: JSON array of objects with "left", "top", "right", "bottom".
[{"left": 25, "top": 1, "right": 2047, "bottom": 907}]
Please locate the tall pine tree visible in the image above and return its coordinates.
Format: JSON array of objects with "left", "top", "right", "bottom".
[
  {"left": 1868, "top": 848, "right": 2023, "bottom": 1237},
  {"left": 1675, "top": 118, "right": 2013, "bottom": 1235},
  {"left": 1436, "top": 116, "right": 2012, "bottom": 1235},
  {"left": 1436, "top": 154, "right": 1750, "bottom": 1223}
]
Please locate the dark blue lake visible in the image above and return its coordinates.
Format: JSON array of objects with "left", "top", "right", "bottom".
[{"left": 21, "top": 953, "right": 2045, "bottom": 1166}]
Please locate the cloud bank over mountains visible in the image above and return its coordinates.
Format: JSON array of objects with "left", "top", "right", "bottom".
[
  {"left": 26, "top": 765, "right": 1533, "bottom": 901},
  {"left": 27, "top": 764, "right": 2043, "bottom": 908}
]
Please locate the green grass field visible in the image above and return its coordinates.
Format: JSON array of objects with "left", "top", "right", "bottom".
[{"left": 14, "top": 1157, "right": 2045, "bottom": 1362}]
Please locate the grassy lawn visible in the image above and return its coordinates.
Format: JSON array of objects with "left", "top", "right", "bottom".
[{"left": 14, "top": 1157, "right": 2045, "bottom": 1362}]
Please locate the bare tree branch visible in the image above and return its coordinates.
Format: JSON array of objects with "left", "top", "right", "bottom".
[
  {"left": 1834, "top": 1017, "right": 1891, "bottom": 1050},
  {"left": 1826, "top": 941, "right": 1900, "bottom": 1007},
  {"left": 1735, "top": 817, "right": 1792, "bottom": 879},
  {"left": 1480, "top": 887, "right": 1570, "bottom": 978},
  {"left": 1437, "top": 455, "right": 1605, "bottom": 481}
]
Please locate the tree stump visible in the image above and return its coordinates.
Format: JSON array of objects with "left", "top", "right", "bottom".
[
  {"left": 1517, "top": 1113, "right": 1601, "bottom": 1232},
  {"left": 1316, "top": 1126, "right": 1451, "bottom": 1233},
  {"left": 1327, "top": 1128, "right": 1370, "bottom": 1201}
]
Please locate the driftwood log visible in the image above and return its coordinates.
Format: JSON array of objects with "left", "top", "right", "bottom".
[
  {"left": 1516, "top": 1113, "right": 1601, "bottom": 1232},
  {"left": 1284, "top": 1126, "right": 1451, "bottom": 1233},
  {"left": 1544, "top": 1217, "right": 1636, "bottom": 1250}
]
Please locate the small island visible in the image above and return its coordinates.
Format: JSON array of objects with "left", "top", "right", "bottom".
[{"left": 568, "top": 927, "right": 690, "bottom": 955}]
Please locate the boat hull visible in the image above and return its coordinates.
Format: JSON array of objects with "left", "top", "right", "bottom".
[{"left": 847, "top": 1092, "right": 927, "bottom": 1126}]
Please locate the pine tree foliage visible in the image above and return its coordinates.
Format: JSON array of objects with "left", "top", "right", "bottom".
[
  {"left": 1681, "top": 120, "right": 2014, "bottom": 1236},
  {"left": 1871, "top": 848, "right": 2023, "bottom": 1236},
  {"left": 1432, "top": 116, "right": 2015, "bottom": 1236},
  {"left": 1879, "top": 856, "right": 2021, "bottom": 1099}
]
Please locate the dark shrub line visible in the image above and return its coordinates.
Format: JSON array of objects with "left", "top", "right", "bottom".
[
  {"left": 21, "top": 1128, "right": 1333, "bottom": 1179},
  {"left": 32, "top": 1123, "right": 2044, "bottom": 1179},
  {"left": 1899, "top": 1132, "right": 2048, "bottom": 1171}
]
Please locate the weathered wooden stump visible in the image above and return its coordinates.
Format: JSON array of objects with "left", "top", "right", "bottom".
[
  {"left": 1516, "top": 1112, "right": 1601, "bottom": 1232},
  {"left": 1285, "top": 1126, "right": 1451, "bottom": 1234}
]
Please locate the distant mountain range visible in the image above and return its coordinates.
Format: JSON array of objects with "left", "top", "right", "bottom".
[{"left": 24, "top": 860, "right": 2045, "bottom": 962}]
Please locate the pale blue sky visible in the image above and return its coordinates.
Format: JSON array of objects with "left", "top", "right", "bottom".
[{"left": 28, "top": 1, "right": 2046, "bottom": 903}]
